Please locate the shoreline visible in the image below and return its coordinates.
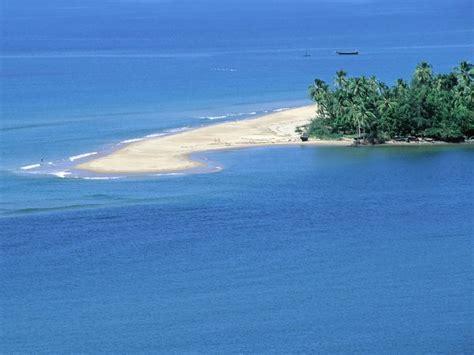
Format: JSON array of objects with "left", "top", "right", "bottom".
[
  {"left": 77, "top": 105, "right": 350, "bottom": 174},
  {"left": 75, "top": 104, "right": 472, "bottom": 175}
]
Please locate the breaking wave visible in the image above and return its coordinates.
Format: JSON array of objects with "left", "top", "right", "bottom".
[
  {"left": 198, "top": 110, "right": 258, "bottom": 121},
  {"left": 20, "top": 164, "right": 41, "bottom": 170},
  {"left": 50, "top": 171, "right": 72, "bottom": 178},
  {"left": 120, "top": 138, "right": 144, "bottom": 144},
  {"left": 68, "top": 152, "right": 98, "bottom": 161}
]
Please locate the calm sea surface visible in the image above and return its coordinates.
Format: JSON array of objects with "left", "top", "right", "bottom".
[{"left": 1, "top": 0, "right": 473, "bottom": 352}]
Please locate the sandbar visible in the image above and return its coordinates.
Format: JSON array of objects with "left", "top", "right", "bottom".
[{"left": 77, "top": 105, "right": 350, "bottom": 174}]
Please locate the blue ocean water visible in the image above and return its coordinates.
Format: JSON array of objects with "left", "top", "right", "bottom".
[
  {"left": 2, "top": 146, "right": 473, "bottom": 352},
  {"left": 1, "top": 0, "right": 473, "bottom": 352}
]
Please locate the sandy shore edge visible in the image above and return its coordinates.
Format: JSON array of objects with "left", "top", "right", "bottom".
[{"left": 76, "top": 105, "right": 351, "bottom": 174}]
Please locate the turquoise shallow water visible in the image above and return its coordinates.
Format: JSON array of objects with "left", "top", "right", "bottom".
[{"left": 1, "top": 0, "right": 474, "bottom": 352}]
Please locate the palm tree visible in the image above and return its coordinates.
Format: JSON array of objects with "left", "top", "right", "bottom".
[
  {"left": 310, "top": 79, "right": 339, "bottom": 121},
  {"left": 412, "top": 62, "right": 433, "bottom": 87},
  {"left": 335, "top": 70, "right": 348, "bottom": 89},
  {"left": 377, "top": 81, "right": 390, "bottom": 95},
  {"left": 350, "top": 104, "right": 375, "bottom": 140},
  {"left": 311, "top": 79, "right": 329, "bottom": 99},
  {"left": 454, "top": 61, "right": 473, "bottom": 86},
  {"left": 349, "top": 77, "right": 365, "bottom": 98},
  {"left": 454, "top": 83, "right": 473, "bottom": 108},
  {"left": 376, "top": 90, "right": 397, "bottom": 135},
  {"left": 396, "top": 78, "right": 407, "bottom": 88},
  {"left": 394, "top": 79, "right": 408, "bottom": 96},
  {"left": 453, "top": 61, "right": 474, "bottom": 110},
  {"left": 377, "top": 92, "right": 396, "bottom": 113}
]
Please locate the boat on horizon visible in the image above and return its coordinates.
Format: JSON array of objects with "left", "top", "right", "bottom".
[{"left": 336, "top": 50, "right": 359, "bottom": 55}]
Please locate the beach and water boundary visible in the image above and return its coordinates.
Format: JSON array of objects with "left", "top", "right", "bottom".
[
  {"left": 17, "top": 104, "right": 471, "bottom": 179},
  {"left": 76, "top": 105, "right": 352, "bottom": 175},
  {"left": 16, "top": 105, "right": 345, "bottom": 179}
]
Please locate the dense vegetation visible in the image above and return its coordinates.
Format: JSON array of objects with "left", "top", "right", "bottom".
[{"left": 306, "top": 61, "right": 474, "bottom": 143}]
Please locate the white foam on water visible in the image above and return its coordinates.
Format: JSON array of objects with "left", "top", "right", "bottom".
[
  {"left": 82, "top": 176, "right": 121, "bottom": 180},
  {"left": 202, "top": 115, "right": 228, "bottom": 120},
  {"left": 273, "top": 107, "right": 290, "bottom": 112},
  {"left": 199, "top": 111, "right": 259, "bottom": 120},
  {"left": 153, "top": 172, "right": 185, "bottom": 177},
  {"left": 146, "top": 127, "right": 191, "bottom": 135},
  {"left": 235, "top": 111, "right": 257, "bottom": 117},
  {"left": 20, "top": 164, "right": 41, "bottom": 170},
  {"left": 166, "top": 127, "right": 190, "bottom": 133},
  {"left": 109, "top": 127, "right": 193, "bottom": 148},
  {"left": 68, "top": 152, "right": 98, "bottom": 161},
  {"left": 120, "top": 138, "right": 144, "bottom": 144},
  {"left": 145, "top": 133, "right": 166, "bottom": 138},
  {"left": 50, "top": 171, "right": 71, "bottom": 178}
]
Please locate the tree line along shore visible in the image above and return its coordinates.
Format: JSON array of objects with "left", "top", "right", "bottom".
[{"left": 304, "top": 61, "right": 473, "bottom": 144}]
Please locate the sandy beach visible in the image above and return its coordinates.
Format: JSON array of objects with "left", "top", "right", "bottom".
[{"left": 77, "top": 105, "right": 350, "bottom": 174}]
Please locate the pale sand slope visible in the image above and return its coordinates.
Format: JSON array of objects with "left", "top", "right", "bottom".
[{"left": 77, "top": 105, "right": 350, "bottom": 174}]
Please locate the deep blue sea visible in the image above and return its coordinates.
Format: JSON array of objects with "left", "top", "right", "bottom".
[{"left": 1, "top": 0, "right": 473, "bottom": 352}]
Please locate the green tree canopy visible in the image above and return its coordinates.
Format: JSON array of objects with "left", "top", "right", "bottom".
[{"left": 307, "top": 61, "right": 474, "bottom": 143}]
